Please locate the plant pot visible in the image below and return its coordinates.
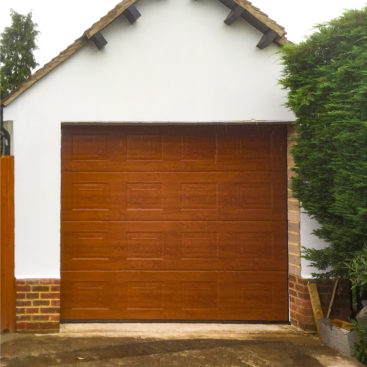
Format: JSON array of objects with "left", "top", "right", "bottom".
[{"left": 318, "top": 318, "right": 357, "bottom": 356}]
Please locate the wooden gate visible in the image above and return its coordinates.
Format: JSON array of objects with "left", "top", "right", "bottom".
[{"left": 0, "top": 156, "right": 15, "bottom": 332}]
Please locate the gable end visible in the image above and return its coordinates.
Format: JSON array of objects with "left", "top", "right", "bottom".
[{"left": 1, "top": 0, "right": 290, "bottom": 107}]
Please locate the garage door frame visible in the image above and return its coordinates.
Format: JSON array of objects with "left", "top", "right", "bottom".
[{"left": 60, "top": 122, "right": 291, "bottom": 323}]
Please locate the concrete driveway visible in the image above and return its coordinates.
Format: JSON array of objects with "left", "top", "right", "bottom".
[{"left": 0, "top": 324, "right": 364, "bottom": 367}]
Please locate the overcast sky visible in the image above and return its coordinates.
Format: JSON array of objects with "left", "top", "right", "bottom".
[{"left": 0, "top": 0, "right": 366, "bottom": 68}]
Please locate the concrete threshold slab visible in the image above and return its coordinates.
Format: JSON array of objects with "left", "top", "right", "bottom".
[{"left": 60, "top": 323, "right": 295, "bottom": 339}]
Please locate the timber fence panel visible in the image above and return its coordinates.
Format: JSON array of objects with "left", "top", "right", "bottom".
[{"left": 1, "top": 156, "right": 15, "bottom": 332}]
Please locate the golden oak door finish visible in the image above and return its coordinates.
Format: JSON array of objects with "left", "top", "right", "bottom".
[{"left": 61, "top": 125, "right": 288, "bottom": 321}]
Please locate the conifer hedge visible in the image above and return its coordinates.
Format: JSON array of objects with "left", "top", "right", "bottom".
[{"left": 280, "top": 8, "right": 367, "bottom": 279}]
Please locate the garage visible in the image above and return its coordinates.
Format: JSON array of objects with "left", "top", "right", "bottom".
[{"left": 61, "top": 124, "right": 288, "bottom": 321}]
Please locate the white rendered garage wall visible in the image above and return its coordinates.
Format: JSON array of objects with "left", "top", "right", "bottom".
[{"left": 4, "top": 0, "right": 295, "bottom": 278}]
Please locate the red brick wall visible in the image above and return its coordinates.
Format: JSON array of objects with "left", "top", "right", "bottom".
[
  {"left": 287, "top": 127, "right": 313, "bottom": 331},
  {"left": 287, "top": 126, "right": 302, "bottom": 278},
  {"left": 287, "top": 126, "right": 351, "bottom": 332},
  {"left": 289, "top": 274, "right": 351, "bottom": 332},
  {"left": 289, "top": 274, "right": 316, "bottom": 332},
  {"left": 16, "top": 279, "right": 60, "bottom": 331}
]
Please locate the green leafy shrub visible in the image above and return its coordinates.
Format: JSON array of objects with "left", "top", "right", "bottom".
[
  {"left": 348, "top": 248, "right": 367, "bottom": 363},
  {"left": 347, "top": 247, "right": 367, "bottom": 297},
  {"left": 280, "top": 7, "right": 367, "bottom": 279},
  {"left": 353, "top": 320, "right": 367, "bottom": 364}
]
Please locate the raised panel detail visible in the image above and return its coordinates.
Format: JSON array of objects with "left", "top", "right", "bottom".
[
  {"left": 73, "top": 183, "right": 106, "bottom": 192},
  {"left": 181, "top": 183, "right": 218, "bottom": 210},
  {"left": 62, "top": 125, "right": 288, "bottom": 321},
  {"left": 127, "top": 282, "right": 163, "bottom": 310},
  {"left": 181, "top": 233, "right": 218, "bottom": 259},
  {"left": 70, "top": 232, "right": 108, "bottom": 259},
  {"left": 222, "top": 282, "right": 272, "bottom": 314},
  {"left": 235, "top": 232, "right": 271, "bottom": 259},
  {"left": 72, "top": 135, "right": 107, "bottom": 160},
  {"left": 71, "top": 183, "right": 109, "bottom": 211},
  {"left": 182, "top": 282, "right": 217, "bottom": 309},
  {"left": 127, "top": 135, "right": 162, "bottom": 161},
  {"left": 238, "top": 183, "right": 272, "bottom": 209},
  {"left": 216, "top": 135, "right": 241, "bottom": 162},
  {"left": 68, "top": 281, "right": 110, "bottom": 310},
  {"left": 240, "top": 134, "right": 271, "bottom": 158},
  {"left": 181, "top": 135, "right": 216, "bottom": 161},
  {"left": 127, "top": 183, "right": 162, "bottom": 210},
  {"left": 239, "top": 282, "right": 272, "bottom": 311},
  {"left": 127, "top": 232, "right": 164, "bottom": 259}
]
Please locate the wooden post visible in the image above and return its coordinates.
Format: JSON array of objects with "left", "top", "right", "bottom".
[
  {"left": 327, "top": 279, "right": 339, "bottom": 319},
  {"left": 307, "top": 282, "right": 324, "bottom": 335},
  {"left": 0, "top": 156, "right": 15, "bottom": 332}
]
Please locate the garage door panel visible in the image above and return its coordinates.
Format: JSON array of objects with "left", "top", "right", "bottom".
[
  {"left": 61, "top": 271, "right": 288, "bottom": 321},
  {"left": 62, "top": 172, "right": 286, "bottom": 221},
  {"left": 61, "top": 174, "right": 123, "bottom": 221},
  {"left": 61, "top": 229, "right": 122, "bottom": 268},
  {"left": 61, "top": 221, "right": 287, "bottom": 272},
  {"left": 63, "top": 156, "right": 286, "bottom": 173},
  {"left": 60, "top": 279, "right": 131, "bottom": 320},
  {"left": 61, "top": 125, "right": 288, "bottom": 321},
  {"left": 62, "top": 125, "right": 286, "bottom": 173}
]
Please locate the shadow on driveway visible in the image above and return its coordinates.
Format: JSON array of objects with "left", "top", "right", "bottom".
[{"left": 1, "top": 334, "right": 363, "bottom": 367}]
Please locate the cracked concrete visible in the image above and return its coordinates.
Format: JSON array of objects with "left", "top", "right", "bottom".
[{"left": 1, "top": 325, "right": 364, "bottom": 367}]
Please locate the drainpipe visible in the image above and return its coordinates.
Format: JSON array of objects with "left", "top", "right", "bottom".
[{"left": 0, "top": 104, "right": 11, "bottom": 156}]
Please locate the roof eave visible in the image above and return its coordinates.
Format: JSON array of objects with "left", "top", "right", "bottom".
[{"left": 1, "top": 0, "right": 291, "bottom": 107}]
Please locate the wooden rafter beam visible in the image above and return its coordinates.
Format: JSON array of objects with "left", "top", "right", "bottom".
[
  {"left": 123, "top": 5, "right": 141, "bottom": 24},
  {"left": 216, "top": 0, "right": 291, "bottom": 47},
  {"left": 2, "top": 0, "right": 293, "bottom": 107},
  {"left": 232, "top": 0, "right": 286, "bottom": 37},
  {"left": 257, "top": 30, "right": 277, "bottom": 49},
  {"left": 84, "top": 0, "right": 137, "bottom": 39},
  {"left": 92, "top": 32, "right": 108, "bottom": 50},
  {"left": 2, "top": 0, "right": 142, "bottom": 106},
  {"left": 217, "top": 0, "right": 236, "bottom": 9},
  {"left": 224, "top": 5, "right": 244, "bottom": 25}
]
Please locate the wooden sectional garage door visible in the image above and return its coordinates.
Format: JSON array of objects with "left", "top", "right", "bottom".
[{"left": 61, "top": 125, "right": 288, "bottom": 321}]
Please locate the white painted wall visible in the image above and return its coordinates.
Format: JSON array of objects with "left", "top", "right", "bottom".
[
  {"left": 4, "top": 0, "right": 295, "bottom": 278},
  {"left": 300, "top": 211, "right": 329, "bottom": 278}
]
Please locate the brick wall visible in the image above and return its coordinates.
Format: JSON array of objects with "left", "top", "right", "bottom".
[
  {"left": 289, "top": 275, "right": 316, "bottom": 331},
  {"left": 289, "top": 275, "right": 351, "bottom": 332},
  {"left": 286, "top": 126, "right": 351, "bottom": 332},
  {"left": 287, "top": 126, "right": 316, "bottom": 332},
  {"left": 287, "top": 126, "right": 301, "bottom": 277},
  {"left": 16, "top": 279, "right": 60, "bottom": 331}
]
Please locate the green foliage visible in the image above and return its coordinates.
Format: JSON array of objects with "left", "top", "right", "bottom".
[
  {"left": 353, "top": 320, "right": 367, "bottom": 364},
  {"left": 347, "top": 247, "right": 367, "bottom": 314},
  {"left": 0, "top": 10, "right": 39, "bottom": 99},
  {"left": 347, "top": 247, "right": 367, "bottom": 293},
  {"left": 280, "top": 8, "right": 367, "bottom": 279}
]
